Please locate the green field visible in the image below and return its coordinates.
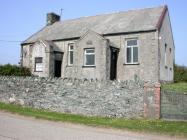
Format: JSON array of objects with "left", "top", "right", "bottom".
[
  {"left": 162, "top": 82, "right": 187, "bottom": 93},
  {"left": 0, "top": 102, "right": 186, "bottom": 137}
]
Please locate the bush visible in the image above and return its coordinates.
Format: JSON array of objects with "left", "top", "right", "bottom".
[
  {"left": 0, "top": 64, "right": 31, "bottom": 76},
  {"left": 174, "top": 64, "right": 187, "bottom": 83}
]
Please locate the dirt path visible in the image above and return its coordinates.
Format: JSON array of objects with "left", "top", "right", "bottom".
[{"left": 0, "top": 111, "right": 185, "bottom": 140}]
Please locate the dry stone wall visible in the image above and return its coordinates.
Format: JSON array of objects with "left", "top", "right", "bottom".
[{"left": 0, "top": 76, "right": 145, "bottom": 118}]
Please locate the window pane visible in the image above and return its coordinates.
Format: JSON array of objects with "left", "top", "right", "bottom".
[
  {"left": 127, "top": 48, "right": 131, "bottom": 63},
  {"left": 86, "top": 54, "right": 95, "bottom": 65},
  {"left": 70, "top": 51, "right": 73, "bottom": 64},
  {"left": 35, "top": 57, "right": 42, "bottom": 63},
  {"left": 86, "top": 49, "right": 94, "bottom": 53},
  {"left": 133, "top": 47, "right": 138, "bottom": 63},
  {"left": 165, "top": 44, "right": 167, "bottom": 65},
  {"left": 35, "top": 63, "right": 43, "bottom": 71},
  {"left": 70, "top": 45, "right": 73, "bottom": 50},
  {"left": 68, "top": 44, "right": 74, "bottom": 65},
  {"left": 127, "top": 40, "right": 137, "bottom": 46}
]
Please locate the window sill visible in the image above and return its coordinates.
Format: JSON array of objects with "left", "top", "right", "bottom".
[
  {"left": 123, "top": 63, "right": 140, "bottom": 65},
  {"left": 66, "top": 65, "right": 73, "bottom": 67},
  {"left": 82, "top": 65, "right": 96, "bottom": 68}
]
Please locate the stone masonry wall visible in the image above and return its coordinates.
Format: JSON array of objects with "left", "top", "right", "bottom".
[
  {"left": 22, "top": 31, "right": 162, "bottom": 82},
  {"left": 0, "top": 76, "right": 145, "bottom": 118}
]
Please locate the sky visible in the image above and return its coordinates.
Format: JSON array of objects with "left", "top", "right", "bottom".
[{"left": 0, "top": 0, "right": 186, "bottom": 66}]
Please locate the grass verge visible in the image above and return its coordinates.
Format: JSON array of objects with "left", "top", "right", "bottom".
[
  {"left": 162, "top": 82, "right": 187, "bottom": 93},
  {"left": 0, "top": 102, "right": 187, "bottom": 137}
]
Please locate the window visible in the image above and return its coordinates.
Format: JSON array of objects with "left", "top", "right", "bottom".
[
  {"left": 169, "top": 48, "right": 172, "bottom": 53},
  {"left": 35, "top": 57, "right": 43, "bottom": 72},
  {"left": 84, "top": 48, "right": 95, "bottom": 66},
  {"left": 164, "top": 43, "right": 167, "bottom": 66},
  {"left": 68, "top": 44, "right": 74, "bottom": 65},
  {"left": 126, "top": 39, "right": 138, "bottom": 64}
]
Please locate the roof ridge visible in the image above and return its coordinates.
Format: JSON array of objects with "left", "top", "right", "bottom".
[
  {"left": 22, "top": 5, "right": 166, "bottom": 44},
  {"left": 61, "top": 5, "right": 166, "bottom": 23}
]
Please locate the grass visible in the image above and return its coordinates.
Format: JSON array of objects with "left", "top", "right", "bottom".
[
  {"left": 162, "top": 82, "right": 187, "bottom": 93},
  {"left": 0, "top": 102, "right": 187, "bottom": 137}
]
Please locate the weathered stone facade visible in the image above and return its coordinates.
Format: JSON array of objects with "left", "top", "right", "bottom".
[
  {"left": 21, "top": 6, "right": 174, "bottom": 82},
  {"left": 159, "top": 11, "right": 175, "bottom": 82},
  {"left": 105, "top": 31, "right": 160, "bottom": 82}
]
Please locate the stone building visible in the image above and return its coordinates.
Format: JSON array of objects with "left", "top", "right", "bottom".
[{"left": 21, "top": 5, "right": 175, "bottom": 82}]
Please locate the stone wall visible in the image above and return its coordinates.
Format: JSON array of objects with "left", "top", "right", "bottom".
[
  {"left": 22, "top": 30, "right": 164, "bottom": 82},
  {"left": 0, "top": 76, "right": 145, "bottom": 118},
  {"left": 105, "top": 31, "right": 160, "bottom": 82},
  {"left": 73, "top": 30, "right": 109, "bottom": 80},
  {"left": 159, "top": 10, "right": 174, "bottom": 82},
  {"left": 161, "top": 90, "right": 187, "bottom": 120}
]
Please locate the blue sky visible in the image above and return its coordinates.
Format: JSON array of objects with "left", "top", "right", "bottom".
[{"left": 0, "top": 0, "right": 187, "bottom": 66}]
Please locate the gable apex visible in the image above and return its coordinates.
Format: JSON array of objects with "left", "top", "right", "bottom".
[{"left": 76, "top": 30, "right": 107, "bottom": 44}]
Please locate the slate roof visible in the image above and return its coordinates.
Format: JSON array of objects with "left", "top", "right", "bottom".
[{"left": 22, "top": 5, "right": 166, "bottom": 44}]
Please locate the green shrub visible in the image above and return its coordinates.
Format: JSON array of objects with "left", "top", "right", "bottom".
[
  {"left": 0, "top": 64, "right": 31, "bottom": 76},
  {"left": 174, "top": 64, "right": 187, "bottom": 82}
]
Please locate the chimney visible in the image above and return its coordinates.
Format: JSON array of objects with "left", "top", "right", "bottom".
[{"left": 47, "top": 12, "right": 60, "bottom": 26}]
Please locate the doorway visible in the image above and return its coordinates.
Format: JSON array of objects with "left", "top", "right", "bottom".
[
  {"left": 54, "top": 52, "right": 63, "bottom": 77},
  {"left": 110, "top": 48, "right": 118, "bottom": 80},
  {"left": 54, "top": 60, "right": 62, "bottom": 77}
]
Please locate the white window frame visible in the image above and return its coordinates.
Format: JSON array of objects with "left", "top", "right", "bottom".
[
  {"left": 35, "top": 57, "right": 43, "bottom": 72},
  {"left": 126, "top": 39, "right": 139, "bottom": 64},
  {"left": 84, "top": 48, "right": 95, "bottom": 66},
  {"left": 68, "top": 43, "right": 74, "bottom": 66}
]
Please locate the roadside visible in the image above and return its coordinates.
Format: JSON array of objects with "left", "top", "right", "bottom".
[
  {"left": 0, "top": 102, "right": 187, "bottom": 138},
  {"left": 0, "top": 111, "right": 186, "bottom": 140}
]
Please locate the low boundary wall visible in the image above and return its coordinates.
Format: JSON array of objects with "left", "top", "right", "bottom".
[{"left": 0, "top": 76, "right": 162, "bottom": 119}]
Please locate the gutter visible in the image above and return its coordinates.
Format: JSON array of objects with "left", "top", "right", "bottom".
[{"left": 21, "top": 29, "right": 157, "bottom": 45}]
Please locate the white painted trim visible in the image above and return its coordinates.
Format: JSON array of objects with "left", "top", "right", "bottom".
[
  {"left": 125, "top": 38, "right": 139, "bottom": 64},
  {"left": 84, "top": 48, "right": 95, "bottom": 66},
  {"left": 68, "top": 43, "right": 74, "bottom": 66}
]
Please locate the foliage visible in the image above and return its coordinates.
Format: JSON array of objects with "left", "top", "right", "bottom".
[
  {"left": 162, "top": 82, "right": 187, "bottom": 93},
  {"left": 0, "top": 64, "right": 31, "bottom": 76},
  {"left": 0, "top": 102, "right": 187, "bottom": 137},
  {"left": 174, "top": 64, "right": 187, "bottom": 83}
]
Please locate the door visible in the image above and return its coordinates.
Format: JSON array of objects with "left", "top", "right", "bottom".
[
  {"left": 110, "top": 48, "right": 118, "bottom": 80},
  {"left": 54, "top": 60, "right": 62, "bottom": 77}
]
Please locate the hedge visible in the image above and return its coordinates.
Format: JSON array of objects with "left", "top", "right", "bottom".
[
  {"left": 0, "top": 64, "right": 186, "bottom": 81},
  {"left": 0, "top": 64, "right": 31, "bottom": 76},
  {"left": 174, "top": 64, "right": 187, "bottom": 83}
]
